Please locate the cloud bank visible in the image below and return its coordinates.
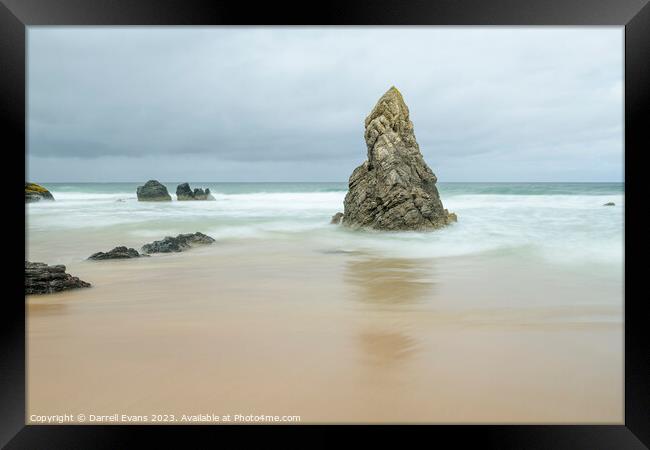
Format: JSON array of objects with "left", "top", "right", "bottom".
[{"left": 27, "top": 27, "right": 623, "bottom": 182}]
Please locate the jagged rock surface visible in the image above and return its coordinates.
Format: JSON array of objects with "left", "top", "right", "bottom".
[
  {"left": 176, "top": 183, "right": 215, "bottom": 201},
  {"left": 136, "top": 180, "right": 172, "bottom": 201},
  {"left": 141, "top": 232, "right": 215, "bottom": 254},
  {"left": 88, "top": 246, "right": 148, "bottom": 260},
  {"left": 342, "top": 87, "right": 456, "bottom": 231},
  {"left": 25, "top": 182, "right": 54, "bottom": 203},
  {"left": 25, "top": 261, "right": 91, "bottom": 295}
]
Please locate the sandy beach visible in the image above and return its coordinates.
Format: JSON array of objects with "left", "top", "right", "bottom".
[{"left": 27, "top": 233, "right": 623, "bottom": 424}]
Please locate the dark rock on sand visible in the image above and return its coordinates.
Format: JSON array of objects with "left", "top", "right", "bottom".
[
  {"left": 25, "top": 182, "right": 54, "bottom": 203},
  {"left": 342, "top": 86, "right": 456, "bottom": 231},
  {"left": 330, "top": 212, "right": 344, "bottom": 224},
  {"left": 88, "top": 246, "right": 148, "bottom": 260},
  {"left": 136, "top": 180, "right": 172, "bottom": 202},
  {"left": 176, "top": 183, "right": 215, "bottom": 201},
  {"left": 603, "top": 202, "right": 615, "bottom": 206},
  {"left": 25, "top": 261, "right": 91, "bottom": 295},
  {"left": 141, "top": 232, "right": 215, "bottom": 254}
]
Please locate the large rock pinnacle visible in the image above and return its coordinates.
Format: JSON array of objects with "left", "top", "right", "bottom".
[{"left": 342, "top": 86, "right": 457, "bottom": 231}]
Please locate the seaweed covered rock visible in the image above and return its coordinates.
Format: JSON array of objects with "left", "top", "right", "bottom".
[
  {"left": 25, "top": 182, "right": 54, "bottom": 203},
  {"left": 136, "top": 180, "right": 172, "bottom": 202},
  {"left": 342, "top": 87, "right": 456, "bottom": 231},
  {"left": 141, "top": 232, "right": 215, "bottom": 254},
  {"left": 25, "top": 261, "right": 91, "bottom": 295},
  {"left": 176, "top": 183, "right": 215, "bottom": 201},
  {"left": 88, "top": 246, "right": 148, "bottom": 260}
]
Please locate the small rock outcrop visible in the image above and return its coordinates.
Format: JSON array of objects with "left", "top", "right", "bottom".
[
  {"left": 342, "top": 87, "right": 456, "bottom": 231},
  {"left": 25, "top": 261, "right": 91, "bottom": 295},
  {"left": 176, "top": 183, "right": 215, "bottom": 201},
  {"left": 25, "top": 182, "right": 54, "bottom": 203},
  {"left": 88, "top": 246, "right": 148, "bottom": 260},
  {"left": 136, "top": 180, "right": 172, "bottom": 201},
  {"left": 141, "top": 232, "right": 215, "bottom": 254},
  {"left": 330, "top": 212, "right": 344, "bottom": 224},
  {"left": 603, "top": 202, "right": 615, "bottom": 206}
]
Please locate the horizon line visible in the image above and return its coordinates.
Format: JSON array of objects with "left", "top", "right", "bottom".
[{"left": 30, "top": 180, "right": 625, "bottom": 184}]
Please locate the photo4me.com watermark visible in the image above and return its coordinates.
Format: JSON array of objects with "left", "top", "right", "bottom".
[{"left": 29, "top": 413, "right": 301, "bottom": 424}]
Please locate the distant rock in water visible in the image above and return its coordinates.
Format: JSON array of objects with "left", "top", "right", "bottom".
[
  {"left": 136, "top": 180, "right": 172, "bottom": 201},
  {"left": 603, "top": 202, "right": 615, "bottom": 206},
  {"left": 176, "top": 183, "right": 215, "bottom": 201},
  {"left": 330, "top": 212, "right": 344, "bottom": 224},
  {"left": 342, "top": 86, "right": 456, "bottom": 231},
  {"left": 88, "top": 246, "right": 148, "bottom": 260},
  {"left": 25, "top": 261, "right": 91, "bottom": 295},
  {"left": 176, "top": 183, "right": 194, "bottom": 200},
  {"left": 25, "top": 182, "right": 54, "bottom": 203},
  {"left": 141, "top": 232, "right": 215, "bottom": 254}
]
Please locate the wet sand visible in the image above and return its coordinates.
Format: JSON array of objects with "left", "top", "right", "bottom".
[{"left": 27, "top": 239, "right": 623, "bottom": 424}]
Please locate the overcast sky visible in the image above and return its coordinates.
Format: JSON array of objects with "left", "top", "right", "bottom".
[{"left": 27, "top": 27, "right": 623, "bottom": 182}]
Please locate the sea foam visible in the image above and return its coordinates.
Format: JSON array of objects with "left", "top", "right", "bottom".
[{"left": 27, "top": 183, "right": 623, "bottom": 267}]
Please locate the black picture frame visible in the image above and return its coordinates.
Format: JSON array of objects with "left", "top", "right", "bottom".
[{"left": 2, "top": 0, "right": 648, "bottom": 447}]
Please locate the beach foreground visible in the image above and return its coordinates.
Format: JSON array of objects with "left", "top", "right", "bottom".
[{"left": 26, "top": 183, "right": 623, "bottom": 423}]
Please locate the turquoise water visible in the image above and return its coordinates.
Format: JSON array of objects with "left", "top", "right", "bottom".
[{"left": 27, "top": 182, "right": 624, "bottom": 270}]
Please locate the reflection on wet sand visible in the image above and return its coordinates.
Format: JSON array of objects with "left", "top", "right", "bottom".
[
  {"left": 344, "top": 257, "right": 427, "bottom": 375},
  {"left": 344, "top": 256, "right": 437, "bottom": 308},
  {"left": 357, "top": 330, "right": 417, "bottom": 367}
]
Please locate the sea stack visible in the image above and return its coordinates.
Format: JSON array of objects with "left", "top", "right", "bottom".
[
  {"left": 176, "top": 183, "right": 215, "bottom": 201},
  {"left": 342, "top": 86, "right": 456, "bottom": 231},
  {"left": 136, "top": 180, "right": 172, "bottom": 201}
]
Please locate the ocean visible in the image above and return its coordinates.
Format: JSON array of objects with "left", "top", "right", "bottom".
[
  {"left": 26, "top": 182, "right": 624, "bottom": 423},
  {"left": 27, "top": 181, "right": 624, "bottom": 268}
]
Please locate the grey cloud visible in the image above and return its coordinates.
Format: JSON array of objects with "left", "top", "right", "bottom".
[{"left": 27, "top": 27, "right": 623, "bottom": 181}]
